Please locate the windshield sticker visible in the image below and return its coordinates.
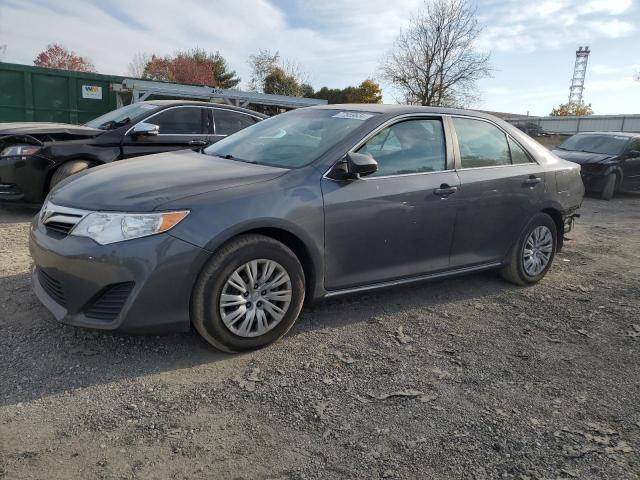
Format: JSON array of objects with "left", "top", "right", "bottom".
[{"left": 332, "top": 111, "right": 377, "bottom": 121}]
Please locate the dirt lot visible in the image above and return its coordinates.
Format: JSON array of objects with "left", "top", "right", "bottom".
[{"left": 1, "top": 196, "right": 639, "bottom": 480}]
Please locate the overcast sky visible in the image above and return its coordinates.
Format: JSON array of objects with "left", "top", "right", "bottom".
[{"left": 1, "top": 0, "right": 638, "bottom": 115}]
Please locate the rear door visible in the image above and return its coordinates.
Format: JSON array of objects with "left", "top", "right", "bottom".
[
  {"left": 210, "top": 108, "right": 260, "bottom": 144},
  {"left": 121, "top": 106, "right": 211, "bottom": 158},
  {"left": 448, "top": 116, "right": 545, "bottom": 268},
  {"left": 322, "top": 116, "right": 460, "bottom": 291}
]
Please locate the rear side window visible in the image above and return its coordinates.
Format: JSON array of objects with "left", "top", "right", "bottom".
[
  {"left": 358, "top": 119, "right": 446, "bottom": 177},
  {"left": 508, "top": 137, "right": 532, "bottom": 164},
  {"left": 214, "top": 109, "right": 256, "bottom": 135},
  {"left": 148, "top": 107, "right": 206, "bottom": 135},
  {"left": 453, "top": 117, "right": 510, "bottom": 168}
]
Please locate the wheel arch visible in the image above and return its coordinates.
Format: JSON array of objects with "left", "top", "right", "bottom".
[
  {"left": 197, "top": 222, "right": 324, "bottom": 303},
  {"left": 541, "top": 207, "right": 564, "bottom": 251}
]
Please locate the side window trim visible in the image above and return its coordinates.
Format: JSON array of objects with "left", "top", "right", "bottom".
[
  {"left": 210, "top": 107, "right": 262, "bottom": 137},
  {"left": 336, "top": 114, "right": 454, "bottom": 180},
  {"left": 449, "top": 114, "right": 539, "bottom": 170},
  {"left": 126, "top": 105, "right": 210, "bottom": 137}
]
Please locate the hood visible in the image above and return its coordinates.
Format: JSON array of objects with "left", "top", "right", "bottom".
[
  {"left": 551, "top": 149, "right": 618, "bottom": 165},
  {"left": 49, "top": 150, "right": 288, "bottom": 211},
  {"left": 0, "top": 122, "right": 102, "bottom": 137}
]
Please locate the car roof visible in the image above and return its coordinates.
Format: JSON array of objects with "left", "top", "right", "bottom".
[
  {"left": 143, "top": 100, "right": 267, "bottom": 117},
  {"left": 572, "top": 131, "right": 639, "bottom": 138},
  {"left": 307, "top": 103, "right": 505, "bottom": 121}
]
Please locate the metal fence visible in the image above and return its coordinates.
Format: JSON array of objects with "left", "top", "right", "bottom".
[{"left": 505, "top": 114, "right": 640, "bottom": 135}]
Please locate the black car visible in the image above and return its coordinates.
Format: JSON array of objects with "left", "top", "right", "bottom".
[
  {"left": 552, "top": 132, "right": 640, "bottom": 200},
  {"left": 0, "top": 100, "right": 266, "bottom": 204},
  {"left": 30, "top": 105, "right": 584, "bottom": 352},
  {"left": 516, "top": 122, "right": 548, "bottom": 138}
]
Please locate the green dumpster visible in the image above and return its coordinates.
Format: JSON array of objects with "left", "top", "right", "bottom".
[{"left": 0, "top": 62, "right": 127, "bottom": 124}]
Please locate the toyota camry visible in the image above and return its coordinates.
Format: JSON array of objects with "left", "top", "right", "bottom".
[{"left": 29, "top": 105, "right": 584, "bottom": 352}]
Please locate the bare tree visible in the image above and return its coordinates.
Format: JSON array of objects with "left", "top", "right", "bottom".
[
  {"left": 0, "top": 44, "right": 6, "bottom": 61},
  {"left": 247, "top": 49, "right": 309, "bottom": 93},
  {"left": 380, "top": 0, "right": 491, "bottom": 107},
  {"left": 127, "top": 52, "right": 150, "bottom": 78}
]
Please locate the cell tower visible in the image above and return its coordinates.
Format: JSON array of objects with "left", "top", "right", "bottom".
[{"left": 568, "top": 46, "right": 590, "bottom": 105}]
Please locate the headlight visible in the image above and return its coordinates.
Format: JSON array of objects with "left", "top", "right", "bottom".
[
  {"left": 70, "top": 210, "right": 189, "bottom": 245},
  {"left": 0, "top": 144, "right": 41, "bottom": 157}
]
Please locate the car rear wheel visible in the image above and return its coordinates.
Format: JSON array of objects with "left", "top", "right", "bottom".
[
  {"left": 500, "top": 213, "right": 557, "bottom": 286},
  {"left": 191, "top": 234, "right": 305, "bottom": 352},
  {"left": 600, "top": 173, "right": 616, "bottom": 200},
  {"left": 49, "top": 159, "right": 96, "bottom": 191}
]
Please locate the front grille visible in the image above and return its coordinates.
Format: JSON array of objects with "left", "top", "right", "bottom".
[
  {"left": 37, "top": 268, "right": 66, "bottom": 307},
  {"left": 85, "top": 282, "right": 134, "bottom": 321},
  {"left": 40, "top": 202, "right": 88, "bottom": 237}
]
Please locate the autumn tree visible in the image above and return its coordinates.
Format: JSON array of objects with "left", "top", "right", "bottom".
[
  {"left": 33, "top": 44, "right": 95, "bottom": 72},
  {"left": 311, "top": 80, "right": 383, "bottom": 104},
  {"left": 142, "top": 49, "right": 240, "bottom": 89},
  {"left": 345, "top": 80, "right": 383, "bottom": 103},
  {"left": 549, "top": 103, "right": 594, "bottom": 116},
  {"left": 262, "top": 67, "right": 300, "bottom": 96},
  {"left": 247, "top": 49, "right": 309, "bottom": 94},
  {"left": 380, "top": 0, "right": 490, "bottom": 107}
]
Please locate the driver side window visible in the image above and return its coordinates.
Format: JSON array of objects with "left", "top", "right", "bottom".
[{"left": 357, "top": 119, "right": 446, "bottom": 177}]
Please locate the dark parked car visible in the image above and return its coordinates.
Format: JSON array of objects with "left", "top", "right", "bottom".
[
  {"left": 552, "top": 132, "right": 640, "bottom": 200},
  {"left": 30, "top": 105, "right": 584, "bottom": 352},
  {"left": 516, "top": 122, "right": 549, "bottom": 137},
  {"left": 0, "top": 100, "right": 266, "bottom": 204}
]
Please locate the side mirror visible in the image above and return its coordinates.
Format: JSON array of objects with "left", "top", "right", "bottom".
[
  {"left": 131, "top": 122, "right": 159, "bottom": 137},
  {"left": 346, "top": 152, "right": 378, "bottom": 178},
  {"left": 628, "top": 149, "right": 640, "bottom": 158}
]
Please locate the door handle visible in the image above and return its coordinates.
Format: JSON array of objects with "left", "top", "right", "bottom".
[
  {"left": 434, "top": 184, "right": 458, "bottom": 196},
  {"left": 524, "top": 175, "right": 541, "bottom": 186},
  {"left": 189, "top": 139, "right": 208, "bottom": 146}
]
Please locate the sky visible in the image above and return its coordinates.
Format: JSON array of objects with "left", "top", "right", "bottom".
[{"left": 0, "top": 0, "right": 638, "bottom": 115}]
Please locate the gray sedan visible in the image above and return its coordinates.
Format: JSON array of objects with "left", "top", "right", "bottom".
[{"left": 29, "top": 105, "right": 584, "bottom": 352}]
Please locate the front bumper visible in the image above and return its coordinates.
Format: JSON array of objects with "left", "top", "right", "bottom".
[
  {"left": 0, "top": 154, "right": 52, "bottom": 204},
  {"left": 29, "top": 218, "right": 209, "bottom": 333}
]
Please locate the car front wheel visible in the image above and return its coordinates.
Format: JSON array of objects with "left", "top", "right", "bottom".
[
  {"left": 600, "top": 173, "right": 616, "bottom": 200},
  {"left": 500, "top": 213, "right": 557, "bottom": 286},
  {"left": 191, "top": 234, "right": 305, "bottom": 352},
  {"left": 49, "top": 159, "right": 96, "bottom": 191}
]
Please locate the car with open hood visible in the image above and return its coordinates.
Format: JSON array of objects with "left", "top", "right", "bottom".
[
  {"left": 30, "top": 105, "right": 584, "bottom": 352},
  {"left": 0, "top": 100, "right": 266, "bottom": 204},
  {"left": 552, "top": 132, "right": 640, "bottom": 200}
]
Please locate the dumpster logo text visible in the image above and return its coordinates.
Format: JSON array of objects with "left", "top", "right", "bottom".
[{"left": 82, "top": 85, "right": 102, "bottom": 100}]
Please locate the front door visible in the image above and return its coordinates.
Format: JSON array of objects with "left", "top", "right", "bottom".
[
  {"left": 121, "top": 106, "right": 211, "bottom": 159},
  {"left": 448, "top": 116, "right": 546, "bottom": 267},
  {"left": 322, "top": 117, "right": 459, "bottom": 291}
]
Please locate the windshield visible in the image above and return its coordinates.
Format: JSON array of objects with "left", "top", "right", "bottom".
[
  {"left": 84, "top": 103, "right": 160, "bottom": 130},
  {"left": 204, "top": 109, "right": 380, "bottom": 168},
  {"left": 558, "top": 134, "right": 629, "bottom": 155}
]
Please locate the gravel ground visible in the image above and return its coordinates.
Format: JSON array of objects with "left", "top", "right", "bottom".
[{"left": 1, "top": 196, "right": 639, "bottom": 480}]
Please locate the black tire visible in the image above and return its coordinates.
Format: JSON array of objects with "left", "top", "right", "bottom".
[
  {"left": 600, "top": 173, "right": 616, "bottom": 200},
  {"left": 500, "top": 212, "right": 557, "bottom": 286},
  {"left": 191, "top": 234, "right": 305, "bottom": 353},
  {"left": 49, "top": 159, "right": 95, "bottom": 191}
]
